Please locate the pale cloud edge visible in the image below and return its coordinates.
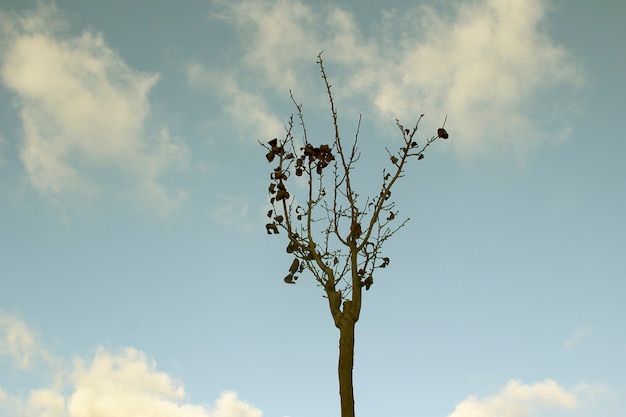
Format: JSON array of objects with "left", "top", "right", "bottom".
[
  {"left": 208, "top": 194, "right": 259, "bottom": 232},
  {"left": 0, "top": 3, "right": 189, "bottom": 216},
  {"left": 202, "top": 0, "right": 584, "bottom": 160},
  {"left": 564, "top": 325, "right": 592, "bottom": 350}
]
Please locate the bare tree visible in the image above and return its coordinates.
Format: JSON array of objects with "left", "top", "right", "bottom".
[{"left": 261, "top": 52, "right": 448, "bottom": 417}]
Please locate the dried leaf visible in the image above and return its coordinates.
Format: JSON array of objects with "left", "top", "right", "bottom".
[
  {"left": 276, "top": 189, "right": 290, "bottom": 201},
  {"left": 272, "top": 168, "right": 286, "bottom": 180},
  {"left": 289, "top": 258, "right": 300, "bottom": 274},
  {"left": 284, "top": 274, "right": 295, "bottom": 284},
  {"left": 418, "top": 153, "right": 424, "bottom": 160},
  {"left": 265, "top": 223, "right": 279, "bottom": 235},
  {"left": 379, "top": 257, "right": 390, "bottom": 268},
  {"left": 274, "top": 215, "right": 284, "bottom": 223},
  {"left": 437, "top": 128, "right": 449, "bottom": 139},
  {"left": 363, "top": 276, "right": 374, "bottom": 290},
  {"left": 390, "top": 155, "right": 398, "bottom": 165}
]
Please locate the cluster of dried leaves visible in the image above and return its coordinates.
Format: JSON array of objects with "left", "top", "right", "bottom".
[{"left": 261, "top": 53, "right": 448, "bottom": 309}]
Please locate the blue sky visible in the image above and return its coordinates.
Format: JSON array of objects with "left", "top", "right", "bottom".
[{"left": 0, "top": 0, "right": 624, "bottom": 416}]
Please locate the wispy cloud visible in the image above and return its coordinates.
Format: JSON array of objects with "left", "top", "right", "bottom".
[
  {"left": 210, "top": 0, "right": 325, "bottom": 90},
  {"left": 204, "top": 0, "right": 584, "bottom": 158},
  {"left": 565, "top": 325, "right": 592, "bottom": 350},
  {"left": 0, "top": 314, "right": 263, "bottom": 417},
  {"left": 0, "top": 3, "right": 188, "bottom": 215},
  {"left": 187, "top": 64, "right": 283, "bottom": 142},
  {"left": 0, "top": 311, "right": 56, "bottom": 370},
  {"left": 447, "top": 379, "right": 595, "bottom": 417},
  {"left": 208, "top": 194, "right": 261, "bottom": 232}
]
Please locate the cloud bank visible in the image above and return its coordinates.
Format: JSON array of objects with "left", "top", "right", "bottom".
[
  {"left": 0, "top": 3, "right": 188, "bottom": 215},
  {"left": 0, "top": 312, "right": 262, "bottom": 417},
  {"left": 0, "top": 311, "right": 610, "bottom": 417},
  {"left": 204, "top": 0, "right": 583, "bottom": 157}
]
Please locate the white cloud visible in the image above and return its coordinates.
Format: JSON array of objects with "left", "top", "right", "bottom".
[
  {"left": 207, "top": 0, "right": 583, "bottom": 158},
  {"left": 447, "top": 379, "right": 588, "bottom": 417},
  {"left": 1, "top": 347, "right": 263, "bottom": 417},
  {"left": 64, "top": 347, "right": 263, "bottom": 417},
  {"left": 0, "top": 315, "right": 263, "bottom": 417},
  {"left": 366, "top": 0, "right": 584, "bottom": 157},
  {"left": 0, "top": 3, "right": 188, "bottom": 215},
  {"left": 565, "top": 325, "right": 591, "bottom": 349}
]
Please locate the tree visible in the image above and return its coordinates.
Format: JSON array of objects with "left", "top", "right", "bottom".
[{"left": 261, "top": 52, "right": 448, "bottom": 417}]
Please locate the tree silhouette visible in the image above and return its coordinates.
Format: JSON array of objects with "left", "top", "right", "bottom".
[{"left": 261, "top": 52, "right": 448, "bottom": 417}]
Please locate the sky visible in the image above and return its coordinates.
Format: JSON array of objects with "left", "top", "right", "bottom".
[{"left": 0, "top": 0, "right": 624, "bottom": 416}]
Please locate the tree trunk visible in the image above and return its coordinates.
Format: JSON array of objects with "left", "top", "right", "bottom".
[{"left": 338, "top": 316, "right": 356, "bottom": 417}]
